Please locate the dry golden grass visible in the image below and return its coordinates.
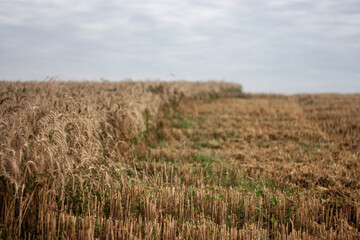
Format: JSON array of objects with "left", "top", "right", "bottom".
[
  {"left": 1, "top": 81, "right": 359, "bottom": 239},
  {"left": 0, "top": 80, "right": 241, "bottom": 239}
]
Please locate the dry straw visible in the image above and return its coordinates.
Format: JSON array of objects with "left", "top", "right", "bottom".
[
  {"left": 0, "top": 80, "right": 243, "bottom": 239},
  {"left": 1, "top": 81, "right": 359, "bottom": 239}
]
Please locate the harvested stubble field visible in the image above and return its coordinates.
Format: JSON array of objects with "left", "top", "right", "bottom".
[{"left": 0, "top": 81, "right": 359, "bottom": 239}]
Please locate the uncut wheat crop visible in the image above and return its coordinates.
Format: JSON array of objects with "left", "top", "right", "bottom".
[{"left": 0, "top": 81, "right": 359, "bottom": 239}]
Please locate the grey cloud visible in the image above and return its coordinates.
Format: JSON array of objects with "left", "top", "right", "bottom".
[{"left": 0, "top": 0, "right": 359, "bottom": 93}]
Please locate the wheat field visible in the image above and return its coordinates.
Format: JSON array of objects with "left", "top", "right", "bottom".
[{"left": 0, "top": 81, "right": 359, "bottom": 239}]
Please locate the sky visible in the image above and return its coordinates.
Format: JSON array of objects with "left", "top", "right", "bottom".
[{"left": 1, "top": 0, "right": 360, "bottom": 93}]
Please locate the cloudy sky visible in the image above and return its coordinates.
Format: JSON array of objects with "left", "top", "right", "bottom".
[{"left": 1, "top": 0, "right": 360, "bottom": 93}]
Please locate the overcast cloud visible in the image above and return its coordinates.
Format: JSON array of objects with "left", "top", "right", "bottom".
[{"left": 1, "top": 0, "right": 360, "bottom": 93}]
